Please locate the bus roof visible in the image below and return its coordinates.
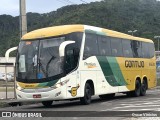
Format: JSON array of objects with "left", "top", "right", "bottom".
[{"left": 22, "top": 24, "right": 153, "bottom": 43}]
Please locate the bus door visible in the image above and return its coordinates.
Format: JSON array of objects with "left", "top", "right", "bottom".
[
  {"left": 65, "top": 48, "right": 79, "bottom": 98},
  {"left": 65, "top": 71, "right": 78, "bottom": 98}
]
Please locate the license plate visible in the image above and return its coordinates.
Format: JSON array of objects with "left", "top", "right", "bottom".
[{"left": 33, "top": 94, "right": 41, "bottom": 98}]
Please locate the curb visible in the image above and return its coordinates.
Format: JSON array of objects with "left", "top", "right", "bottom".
[
  {"left": 0, "top": 99, "right": 21, "bottom": 108},
  {"left": 0, "top": 102, "right": 10, "bottom": 108},
  {"left": 0, "top": 99, "right": 37, "bottom": 108}
]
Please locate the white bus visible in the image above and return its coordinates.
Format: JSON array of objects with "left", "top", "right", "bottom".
[{"left": 16, "top": 25, "right": 156, "bottom": 107}]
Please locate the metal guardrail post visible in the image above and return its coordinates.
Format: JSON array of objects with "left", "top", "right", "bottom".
[
  {"left": 14, "top": 65, "right": 16, "bottom": 99},
  {"left": 0, "top": 63, "right": 15, "bottom": 100},
  {"left": 5, "top": 46, "right": 18, "bottom": 100},
  {"left": 5, "top": 65, "right": 8, "bottom": 99}
]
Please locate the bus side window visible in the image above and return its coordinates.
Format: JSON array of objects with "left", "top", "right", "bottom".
[
  {"left": 97, "top": 36, "right": 111, "bottom": 56},
  {"left": 142, "top": 42, "right": 155, "bottom": 59},
  {"left": 65, "top": 49, "right": 75, "bottom": 73},
  {"left": 148, "top": 43, "right": 155, "bottom": 58},
  {"left": 112, "top": 49, "right": 117, "bottom": 56},
  {"left": 110, "top": 37, "right": 123, "bottom": 57},
  {"left": 122, "top": 39, "right": 133, "bottom": 57},
  {"left": 65, "top": 47, "right": 80, "bottom": 74},
  {"left": 83, "top": 33, "right": 98, "bottom": 59},
  {"left": 131, "top": 41, "right": 141, "bottom": 58}
]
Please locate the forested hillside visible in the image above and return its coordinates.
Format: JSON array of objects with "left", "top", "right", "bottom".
[{"left": 0, "top": 0, "right": 160, "bottom": 56}]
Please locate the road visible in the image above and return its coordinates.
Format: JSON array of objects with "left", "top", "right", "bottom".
[{"left": 0, "top": 88, "right": 160, "bottom": 120}]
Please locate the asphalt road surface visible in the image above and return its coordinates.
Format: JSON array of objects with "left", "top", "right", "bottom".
[{"left": 0, "top": 88, "right": 160, "bottom": 120}]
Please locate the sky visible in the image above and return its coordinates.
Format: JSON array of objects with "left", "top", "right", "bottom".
[{"left": 0, "top": 0, "right": 102, "bottom": 16}]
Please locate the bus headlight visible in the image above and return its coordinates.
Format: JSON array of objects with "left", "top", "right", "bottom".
[
  {"left": 51, "top": 79, "right": 69, "bottom": 89},
  {"left": 16, "top": 84, "right": 24, "bottom": 91}
]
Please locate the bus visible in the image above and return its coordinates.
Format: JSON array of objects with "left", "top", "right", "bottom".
[{"left": 16, "top": 25, "right": 156, "bottom": 107}]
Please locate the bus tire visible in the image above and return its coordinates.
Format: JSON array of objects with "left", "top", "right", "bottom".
[
  {"left": 42, "top": 101, "right": 53, "bottom": 107},
  {"left": 127, "top": 80, "right": 141, "bottom": 97},
  {"left": 134, "top": 80, "right": 141, "bottom": 97},
  {"left": 140, "top": 80, "right": 147, "bottom": 96},
  {"left": 99, "top": 93, "right": 115, "bottom": 100},
  {"left": 80, "top": 83, "right": 92, "bottom": 105}
]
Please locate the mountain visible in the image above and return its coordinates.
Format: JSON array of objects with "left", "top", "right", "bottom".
[{"left": 0, "top": 0, "right": 160, "bottom": 56}]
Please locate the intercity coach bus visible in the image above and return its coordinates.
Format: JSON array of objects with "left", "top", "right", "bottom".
[{"left": 16, "top": 25, "right": 156, "bottom": 107}]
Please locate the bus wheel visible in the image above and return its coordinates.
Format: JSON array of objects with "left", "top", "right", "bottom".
[
  {"left": 134, "top": 80, "right": 141, "bottom": 97},
  {"left": 99, "top": 93, "right": 115, "bottom": 100},
  {"left": 80, "top": 83, "right": 92, "bottom": 105},
  {"left": 42, "top": 101, "right": 53, "bottom": 107},
  {"left": 140, "top": 80, "right": 147, "bottom": 96},
  {"left": 127, "top": 80, "right": 141, "bottom": 97}
]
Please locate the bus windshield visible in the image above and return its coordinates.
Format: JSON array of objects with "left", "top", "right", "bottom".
[{"left": 17, "top": 37, "right": 65, "bottom": 81}]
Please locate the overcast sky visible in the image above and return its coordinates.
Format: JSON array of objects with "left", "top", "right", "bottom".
[{"left": 0, "top": 0, "right": 102, "bottom": 16}]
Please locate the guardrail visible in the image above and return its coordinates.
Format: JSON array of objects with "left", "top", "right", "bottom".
[{"left": 0, "top": 63, "right": 16, "bottom": 100}]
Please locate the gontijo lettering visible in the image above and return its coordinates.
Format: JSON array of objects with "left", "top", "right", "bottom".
[{"left": 125, "top": 60, "right": 144, "bottom": 68}]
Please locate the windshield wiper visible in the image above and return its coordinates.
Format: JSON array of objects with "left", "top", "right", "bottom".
[
  {"left": 46, "top": 56, "right": 56, "bottom": 77},
  {"left": 38, "top": 58, "right": 47, "bottom": 78}
]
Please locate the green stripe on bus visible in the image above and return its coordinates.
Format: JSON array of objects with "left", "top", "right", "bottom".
[
  {"left": 96, "top": 31, "right": 106, "bottom": 36},
  {"left": 97, "top": 56, "right": 119, "bottom": 86},
  {"left": 97, "top": 56, "right": 127, "bottom": 86},
  {"left": 85, "top": 30, "right": 107, "bottom": 36},
  {"left": 85, "top": 29, "right": 97, "bottom": 34},
  {"left": 37, "top": 80, "right": 59, "bottom": 87},
  {"left": 107, "top": 57, "right": 127, "bottom": 86}
]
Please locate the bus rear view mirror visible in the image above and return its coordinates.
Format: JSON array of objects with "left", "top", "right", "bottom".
[{"left": 59, "top": 41, "right": 75, "bottom": 57}]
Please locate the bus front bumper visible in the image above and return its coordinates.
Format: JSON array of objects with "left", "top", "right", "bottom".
[{"left": 16, "top": 87, "right": 66, "bottom": 102}]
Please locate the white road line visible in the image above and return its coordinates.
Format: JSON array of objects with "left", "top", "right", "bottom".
[
  {"left": 101, "top": 98, "right": 147, "bottom": 104},
  {"left": 102, "top": 105, "right": 160, "bottom": 111},
  {"left": 118, "top": 99, "right": 160, "bottom": 104},
  {"left": 111, "top": 109, "right": 155, "bottom": 111},
  {"left": 119, "top": 102, "right": 160, "bottom": 106},
  {"left": 121, "top": 100, "right": 160, "bottom": 106}
]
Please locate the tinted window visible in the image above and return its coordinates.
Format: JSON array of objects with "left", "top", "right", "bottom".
[
  {"left": 110, "top": 37, "right": 123, "bottom": 57},
  {"left": 97, "top": 36, "right": 111, "bottom": 56},
  {"left": 148, "top": 43, "right": 155, "bottom": 58},
  {"left": 131, "top": 41, "right": 141, "bottom": 58},
  {"left": 65, "top": 32, "right": 83, "bottom": 73},
  {"left": 65, "top": 49, "right": 76, "bottom": 73},
  {"left": 122, "top": 39, "right": 133, "bottom": 57},
  {"left": 142, "top": 42, "right": 150, "bottom": 58},
  {"left": 66, "top": 32, "right": 83, "bottom": 49},
  {"left": 83, "top": 33, "right": 98, "bottom": 59}
]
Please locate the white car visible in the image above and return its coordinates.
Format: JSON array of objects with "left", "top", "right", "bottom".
[
  {"left": 7, "top": 73, "right": 14, "bottom": 81},
  {"left": 0, "top": 73, "right": 13, "bottom": 81},
  {"left": 0, "top": 73, "right": 5, "bottom": 81}
]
